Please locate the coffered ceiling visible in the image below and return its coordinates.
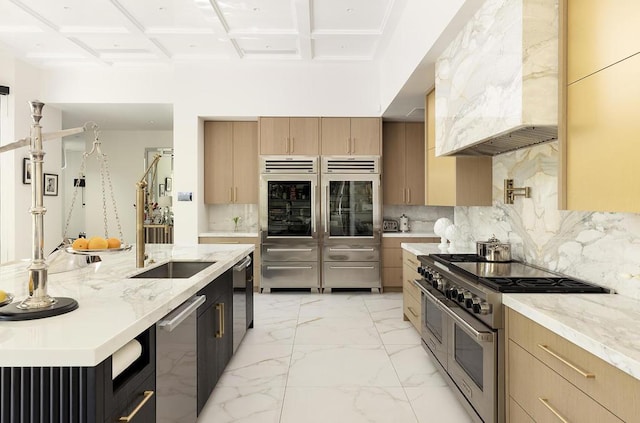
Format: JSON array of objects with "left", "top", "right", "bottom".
[{"left": 0, "top": 0, "right": 400, "bottom": 66}]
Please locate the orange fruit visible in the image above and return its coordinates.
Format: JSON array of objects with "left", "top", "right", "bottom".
[
  {"left": 107, "top": 238, "right": 121, "bottom": 249},
  {"left": 88, "top": 237, "right": 108, "bottom": 250},
  {"left": 72, "top": 238, "right": 89, "bottom": 250}
]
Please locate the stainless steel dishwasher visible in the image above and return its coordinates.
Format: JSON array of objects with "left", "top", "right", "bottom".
[
  {"left": 156, "top": 294, "right": 206, "bottom": 423},
  {"left": 233, "top": 255, "right": 252, "bottom": 352}
]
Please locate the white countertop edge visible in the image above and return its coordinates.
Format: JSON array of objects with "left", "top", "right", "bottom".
[
  {"left": 503, "top": 293, "right": 640, "bottom": 381},
  {"left": 400, "top": 242, "right": 476, "bottom": 256},
  {"left": 0, "top": 244, "right": 254, "bottom": 367},
  {"left": 199, "top": 232, "right": 259, "bottom": 238},
  {"left": 382, "top": 232, "right": 438, "bottom": 238}
]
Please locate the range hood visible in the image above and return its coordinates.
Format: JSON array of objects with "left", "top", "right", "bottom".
[{"left": 435, "top": 0, "right": 558, "bottom": 157}]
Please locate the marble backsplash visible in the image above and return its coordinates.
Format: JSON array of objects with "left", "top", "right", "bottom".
[
  {"left": 207, "top": 204, "right": 259, "bottom": 232},
  {"left": 383, "top": 205, "right": 454, "bottom": 234},
  {"left": 454, "top": 141, "right": 640, "bottom": 299}
]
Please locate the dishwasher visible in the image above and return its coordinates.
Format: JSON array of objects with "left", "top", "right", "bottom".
[{"left": 156, "top": 294, "right": 206, "bottom": 423}]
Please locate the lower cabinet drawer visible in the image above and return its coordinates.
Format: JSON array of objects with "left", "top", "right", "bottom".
[
  {"left": 509, "top": 397, "right": 534, "bottom": 423},
  {"left": 107, "top": 373, "right": 156, "bottom": 423},
  {"left": 403, "top": 290, "right": 421, "bottom": 331},
  {"left": 261, "top": 261, "right": 319, "bottom": 289},
  {"left": 402, "top": 265, "right": 421, "bottom": 301},
  {"left": 509, "top": 340, "right": 623, "bottom": 423},
  {"left": 323, "top": 261, "right": 381, "bottom": 289}
]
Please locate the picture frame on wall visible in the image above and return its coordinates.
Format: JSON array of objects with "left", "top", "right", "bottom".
[
  {"left": 23, "top": 157, "right": 31, "bottom": 184},
  {"left": 44, "top": 173, "right": 58, "bottom": 196},
  {"left": 165, "top": 177, "right": 172, "bottom": 192}
]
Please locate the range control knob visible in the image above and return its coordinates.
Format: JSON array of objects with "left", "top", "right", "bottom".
[
  {"left": 466, "top": 297, "right": 480, "bottom": 309},
  {"left": 416, "top": 266, "right": 423, "bottom": 275},
  {"left": 432, "top": 276, "right": 444, "bottom": 290},
  {"left": 448, "top": 288, "right": 459, "bottom": 299},
  {"left": 472, "top": 302, "right": 492, "bottom": 315},
  {"left": 457, "top": 291, "right": 472, "bottom": 303}
]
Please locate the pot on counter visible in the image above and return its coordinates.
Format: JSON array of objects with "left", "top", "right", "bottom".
[{"left": 476, "top": 235, "right": 511, "bottom": 262}]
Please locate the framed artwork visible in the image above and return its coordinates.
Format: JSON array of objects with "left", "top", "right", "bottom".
[
  {"left": 165, "top": 177, "right": 172, "bottom": 192},
  {"left": 44, "top": 173, "right": 58, "bottom": 196},
  {"left": 159, "top": 183, "right": 166, "bottom": 197},
  {"left": 23, "top": 157, "right": 32, "bottom": 184}
]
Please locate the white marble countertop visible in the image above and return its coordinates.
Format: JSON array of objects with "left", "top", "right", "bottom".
[
  {"left": 400, "top": 242, "right": 475, "bottom": 256},
  {"left": 504, "top": 293, "right": 640, "bottom": 381},
  {"left": 400, "top": 243, "right": 640, "bottom": 382},
  {"left": 383, "top": 232, "right": 438, "bottom": 238},
  {"left": 0, "top": 243, "right": 254, "bottom": 367},
  {"left": 199, "top": 231, "right": 259, "bottom": 238}
]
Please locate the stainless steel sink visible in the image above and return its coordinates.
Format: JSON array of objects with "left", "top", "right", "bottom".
[{"left": 130, "top": 261, "right": 216, "bottom": 279}]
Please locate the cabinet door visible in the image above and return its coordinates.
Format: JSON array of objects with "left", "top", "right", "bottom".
[
  {"left": 109, "top": 374, "right": 156, "bottom": 423},
  {"left": 215, "top": 288, "right": 234, "bottom": 381},
  {"left": 259, "top": 117, "right": 290, "bottom": 155},
  {"left": 321, "top": 117, "right": 351, "bottom": 155},
  {"left": 404, "top": 122, "right": 425, "bottom": 205},
  {"left": 382, "top": 122, "right": 406, "bottom": 205},
  {"left": 289, "top": 117, "right": 319, "bottom": 155},
  {"left": 567, "top": 0, "right": 640, "bottom": 84},
  {"left": 204, "top": 122, "right": 233, "bottom": 204},
  {"left": 197, "top": 303, "right": 219, "bottom": 414},
  {"left": 232, "top": 121, "right": 258, "bottom": 204},
  {"left": 350, "top": 118, "right": 381, "bottom": 155}
]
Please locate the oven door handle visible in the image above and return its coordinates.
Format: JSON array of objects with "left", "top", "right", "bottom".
[{"left": 420, "top": 284, "right": 495, "bottom": 343}]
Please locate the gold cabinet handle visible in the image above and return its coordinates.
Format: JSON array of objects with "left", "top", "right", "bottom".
[
  {"left": 407, "top": 306, "right": 419, "bottom": 318},
  {"left": 290, "top": 137, "right": 294, "bottom": 153},
  {"left": 229, "top": 187, "right": 233, "bottom": 203},
  {"left": 402, "top": 188, "right": 406, "bottom": 203},
  {"left": 215, "top": 303, "right": 225, "bottom": 338},
  {"left": 345, "top": 138, "right": 350, "bottom": 154},
  {"left": 407, "top": 188, "right": 411, "bottom": 203},
  {"left": 537, "top": 344, "right": 595, "bottom": 379},
  {"left": 234, "top": 187, "right": 237, "bottom": 203},
  {"left": 407, "top": 259, "right": 418, "bottom": 267},
  {"left": 118, "top": 390, "right": 154, "bottom": 422},
  {"left": 538, "top": 398, "right": 570, "bottom": 423},
  {"left": 351, "top": 137, "right": 355, "bottom": 154}
]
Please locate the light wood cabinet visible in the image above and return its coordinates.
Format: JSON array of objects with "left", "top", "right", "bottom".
[
  {"left": 567, "top": 0, "right": 640, "bottom": 84},
  {"left": 382, "top": 122, "right": 425, "bottom": 205},
  {"left": 199, "top": 236, "right": 260, "bottom": 289},
  {"left": 425, "top": 90, "right": 492, "bottom": 206},
  {"left": 506, "top": 308, "right": 640, "bottom": 422},
  {"left": 400, "top": 247, "right": 426, "bottom": 331},
  {"left": 321, "top": 117, "right": 381, "bottom": 155},
  {"left": 204, "top": 121, "right": 258, "bottom": 204},
  {"left": 259, "top": 117, "right": 319, "bottom": 155}
]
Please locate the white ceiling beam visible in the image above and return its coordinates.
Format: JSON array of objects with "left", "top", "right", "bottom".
[
  {"left": 293, "top": 0, "right": 312, "bottom": 60},
  {"left": 205, "top": 0, "right": 243, "bottom": 59}
]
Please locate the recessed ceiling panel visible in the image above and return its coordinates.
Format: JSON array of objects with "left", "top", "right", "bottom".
[
  {"left": 313, "top": 35, "right": 378, "bottom": 59},
  {"left": 235, "top": 36, "right": 298, "bottom": 56},
  {"left": 117, "top": 0, "right": 219, "bottom": 31},
  {"left": 73, "top": 33, "right": 155, "bottom": 53},
  {"left": 0, "top": 33, "right": 89, "bottom": 60},
  {"left": 151, "top": 34, "right": 230, "bottom": 58},
  {"left": 312, "top": 0, "right": 392, "bottom": 32},
  {"left": 215, "top": 0, "right": 295, "bottom": 32},
  {"left": 17, "top": 0, "right": 127, "bottom": 29},
  {"left": 0, "top": 1, "right": 43, "bottom": 28}
]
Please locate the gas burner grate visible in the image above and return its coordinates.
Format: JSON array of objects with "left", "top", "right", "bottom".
[
  {"left": 431, "top": 254, "right": 488, "bottom": 263},
  {"left": 482, "top": 277, "right": 608, "bottom": 293}
]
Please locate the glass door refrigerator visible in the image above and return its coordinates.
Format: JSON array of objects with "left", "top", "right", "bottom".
[
  {"left": 259, "top": 157, "right": 320, "bottom": 292},
  {"left": 321, "top": 157, "right": 381, "bottom": 292}
]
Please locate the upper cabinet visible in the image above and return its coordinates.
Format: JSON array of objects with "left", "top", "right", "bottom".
[
  {"left": 435, "top": 0, "right": 559, "bottom": 156},
  {"left": 321, "top": 117, "right": 381, "bottom": 155},
  {"left": 204, "top": 121, "right": 258, "bottom": 204},
  {"left": 562, "top": 0, "right": 640, "bottom": 213},
  {"left": 259, "top": 117, "right": 319, "bottom": 155},
  {"left": 425, "top": 90, "right": 492, "bottom": 207},
  {"left": 382, "top": 122, "right": 425, "bottom": 205}
]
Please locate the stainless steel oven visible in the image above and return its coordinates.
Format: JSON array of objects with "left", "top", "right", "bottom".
[
  {"left": 321, "top": 156, "right": 381, "bottom": 292},
  {"left": 418, "top": 281, "right": 499, "bottom": 423},
  {"left": 259, "top": 156, "right": 320, "bottom": 292}
]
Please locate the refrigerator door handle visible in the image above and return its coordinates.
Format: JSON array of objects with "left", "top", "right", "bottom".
[{"left": 324, "top": 185, "right": 329, "bottom": 233}]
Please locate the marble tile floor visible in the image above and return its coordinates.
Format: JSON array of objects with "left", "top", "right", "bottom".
[{"left": 197, "top": 292, "right": 473, "bottom": 423}]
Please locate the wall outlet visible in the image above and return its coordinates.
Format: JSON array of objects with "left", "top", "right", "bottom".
[{"left": 177, "top": 192, "right": 192, "bottom": 201}]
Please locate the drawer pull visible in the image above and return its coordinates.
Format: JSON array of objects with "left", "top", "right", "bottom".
[
  {"left": 118, "top": 390, "right": 154, "bottom": 422},
  {"left": 215, "top": 303, "right": 225, "bottom": 338},
  {"left": 407, "top": 306, "right": 419, "bottom": 318},
  {"left": 538, "top": 398, "right": 570, "bottom": 423},
  {"left": 537, "top": 344, "right": 595, "bottom": 379}
]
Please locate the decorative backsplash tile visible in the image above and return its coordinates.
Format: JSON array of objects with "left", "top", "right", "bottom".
[
  {"left": 207, "top": 204, "right": 258, "bottom": 232},
  {"left": 454, "top": 141, "right": 640, "bottom": 299},
  {"left": 383, "top": 205, "right": 453, "bottom": 234}
]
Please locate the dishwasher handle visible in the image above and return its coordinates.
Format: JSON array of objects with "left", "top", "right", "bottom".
[
  {"left": 158, "top": 295, "right": 206, "bottom": 332},
  {"left": 234, "top": 255, "right": 252, "bottom": 271}
]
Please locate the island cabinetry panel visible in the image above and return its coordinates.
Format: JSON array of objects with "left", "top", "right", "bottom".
[
  {"left": 259, "top": 117, "right": 319, "bottom": 155},
  {"left": 425, "top": 90, "right": 492, "bottom": 206},
  {"left": 199, "top": 236, "right": 260, "bottom": 289},
  {"left": 382, "top": 122, "right": 425, "bottom": 205},
  {"left": 196, "top": 269, "right": 233, "bottom": 415},
  {"left": 321, "top": 117, "right": 381, "bottom": 156},
  {"left": 204, "top": 121, "right": 258, "bottom": 204},
  {"left": 506, "top": 308, "right": 640, "bottom": 422},
  {"left": 567, "top": 0, "right": 640, "bottom": 84}
]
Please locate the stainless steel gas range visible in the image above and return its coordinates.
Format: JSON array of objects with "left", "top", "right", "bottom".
[{"left": 414, "top": 253, "right": 608, "bottom": 423}]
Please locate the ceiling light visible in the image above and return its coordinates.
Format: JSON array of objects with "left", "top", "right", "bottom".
[
  {"left": 63, "top": 6, "right": 71, "bottom": 10},
  {"left": 159, "top": 7, "right": 166, "bottom": 11},
  {"left": 253, "top": 7, "right": 260, "bottom": 12},
  {"left": 148, "top": 120, "right": 155, "bottom": 124},
  {"left": 346, "top": 8, "right": 354, "bottom": 13}
]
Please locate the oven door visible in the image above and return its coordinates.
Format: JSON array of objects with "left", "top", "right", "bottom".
[
  {"left": 418, "top": 283, "right": 449, "bottom": 369},
  {"left": 445, "top": 304, "right": 497, "bottom": 423}
]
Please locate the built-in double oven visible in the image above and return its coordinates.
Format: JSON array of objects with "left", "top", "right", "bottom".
[{"left": 419, "top": 281, "right": 501, "bottom": 423}]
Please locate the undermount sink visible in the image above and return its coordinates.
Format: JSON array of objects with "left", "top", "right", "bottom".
[{"left": 130, "top": 261, "right": 216, "bottom": 279}]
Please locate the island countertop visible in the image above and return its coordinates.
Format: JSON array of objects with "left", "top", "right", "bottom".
[{"left": 0, "top": 243, "right": 253, "bottom": 367}]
